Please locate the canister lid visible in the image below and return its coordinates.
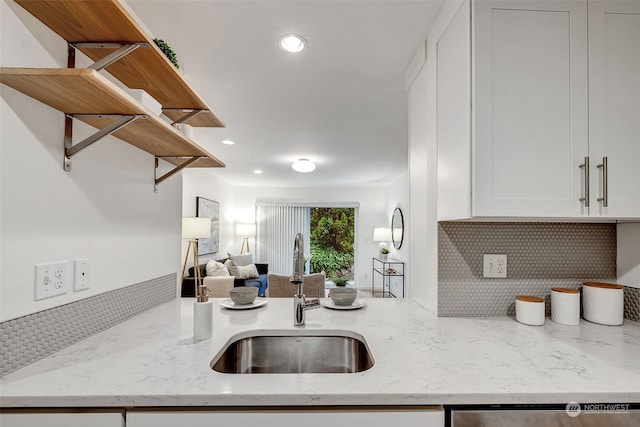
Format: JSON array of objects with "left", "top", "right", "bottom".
[
  {"left": 583, "top": 282, "right": 623, "bottom": 290},
  {"left": 515, "top": 295, "right": 544, "bottom": 303},
  {"left": 551, "top": 287, "right": 580, "bottom": 294}
]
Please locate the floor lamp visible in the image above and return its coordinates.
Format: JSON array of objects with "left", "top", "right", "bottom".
[
  {"left": 236, "top": 223, "right": 256, "bottom": 254},
  {"left": 181, "top": 217, "right": 211, "bottom": 301}
]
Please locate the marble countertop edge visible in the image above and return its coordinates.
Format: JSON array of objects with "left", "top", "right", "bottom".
[{"left": 1, "top": 391, "right": 639, "bottom": 408}]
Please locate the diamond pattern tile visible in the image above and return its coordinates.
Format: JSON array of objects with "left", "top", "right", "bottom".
[
  {"left": 438, "top": 222, "right": 618, "bottom": 317},
  {"left": 0, "top": 274, "right": 176, "bottom": 377},
  {"left": 624, "top": 286, "right": 640, "bottom": 322}
]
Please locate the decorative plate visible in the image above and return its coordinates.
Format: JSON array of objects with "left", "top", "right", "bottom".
[
  {"left": 321, "top": 298, "right": 367, "bottom": 310},
  {"left": 220, "top": 297, "right": 268, "bottom": 310}
]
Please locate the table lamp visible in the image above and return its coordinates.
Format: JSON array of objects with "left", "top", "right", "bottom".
[{"left": 373, "top": 227, "right": 392, "bottom": 251}]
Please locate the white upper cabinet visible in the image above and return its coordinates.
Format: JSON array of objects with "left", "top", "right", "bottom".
[
  {"left": 435, "top": 0, "right": 640, "bottom": 220},
  {"left": 588, "top": 0, "right": 640, "bottom": 218},
  {"left": 473, "top": 0, "right": 588, "bottom": 218}
]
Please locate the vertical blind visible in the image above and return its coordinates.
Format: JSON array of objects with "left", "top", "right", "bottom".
[{"left": 256, "top": 205, "right": 310, "bottom": 275}]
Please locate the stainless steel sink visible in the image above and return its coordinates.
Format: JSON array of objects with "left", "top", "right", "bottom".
[{"left": 211, "top": 330, "right": 374, "bottom": 374}]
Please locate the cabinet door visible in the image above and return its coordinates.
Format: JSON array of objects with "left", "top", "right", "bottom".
[
  {"left": 0, "top": 412, "right": 124, "bottom": 427},
  {"left": 473, "top": 0, "right": 588, "bottom": 217},
  {"left": 127, "top": 408, "right": 444, "bottom": 427},
  {"left": 588, "top": 0, "right": 640, "bottom": 218}
]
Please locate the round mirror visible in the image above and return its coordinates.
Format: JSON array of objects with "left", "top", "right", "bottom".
[{"left": 391, "top": 208, "right": 404, "bottom": 250}]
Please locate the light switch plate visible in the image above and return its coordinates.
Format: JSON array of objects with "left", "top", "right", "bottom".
[{"left": 483, "top": 254, "right": 507, "bottom": 278}]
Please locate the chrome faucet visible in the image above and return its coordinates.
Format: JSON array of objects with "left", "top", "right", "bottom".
[{"left": 291, "top": 233, "right": 320, "bottom": 326}]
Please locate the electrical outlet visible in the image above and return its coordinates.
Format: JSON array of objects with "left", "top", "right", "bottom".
[
  {"left": 74, "top": 259, "right": 91, "bottom": 291},
  {"left": 35, "top": 261, "right": 71, "bottom": 300},
  {"left": 483, "top": 254, "right": 507, "bottom": 278}
]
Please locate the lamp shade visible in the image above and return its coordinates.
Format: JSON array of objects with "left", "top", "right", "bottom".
[
  {"left": 182, "top": 217, "right": 211, "bottom": 239},
  {"left": 236, "top": 223, "right": 257, "bottom": 237},
  {"left": 373, "top": 227, "right": 392, "bottom": 242}
]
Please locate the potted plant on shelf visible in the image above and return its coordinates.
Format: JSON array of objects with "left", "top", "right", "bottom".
[
  {"left": 153, "top": 38, "right": 180, "bottom": 69},
  {"left": 333, "top": 277, "right": 348, "bottom": 287},
  {"left": 379, "top": 247, "right": 390, "bottom": 260}
]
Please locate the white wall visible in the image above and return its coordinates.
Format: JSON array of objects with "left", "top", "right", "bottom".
[
  {"left": 0, "top": 1, "right": 182, "bottom": 321},
  {"left": 406, "top": 2, "right": 467, "bottom": 314},
  {"left": 385, "top": 172, "right": 410, "bottom": 259},
  {"left": 407, "top": 40, "right": 438, "bottom": 314},
  {"left": 231, "top": 185, "right": 387, "bottom": 288},
  {"left": 618, "top": 223, "right": 640, "bottom": 288},
  {"left": 181, "top": 169, "right": 238, "bottom": 268},
  {"left": 385, "top": 171, "right": 409, "bottom": 295}
]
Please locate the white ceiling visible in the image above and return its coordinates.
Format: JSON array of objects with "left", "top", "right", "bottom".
[{"left": 127, "top": 0, "right": 444, "bottom": 187}]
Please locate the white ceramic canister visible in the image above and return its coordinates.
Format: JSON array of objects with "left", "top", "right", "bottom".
[
  {"left": 193, "top": 300, "right": 213, "bottom": 340},
  {"left": 551, "top": 288, "right": 580, "bottom": 325},
  {"left": 582, "top": 282, "right": 624, "bottom": 326},
  {"left": 515, "top": 295, "right": 545, "bottom": 326}
]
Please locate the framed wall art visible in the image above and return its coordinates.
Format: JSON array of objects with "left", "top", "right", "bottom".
[{"left": 196, "top": 197, "right": 219, "bottom": 255}]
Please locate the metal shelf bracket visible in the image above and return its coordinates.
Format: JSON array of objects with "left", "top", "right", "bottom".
[
  {"left": 163, "top": 108, "right": 209, "bottom": 125},
  {"left": 69, "top": 42, "right": 150, "bottom": 71},
  {"left": 154, "top": 156, "right": 202, "bottom": 192},
  {"left": 64, "top": 114, "right": 146, "bottom": 171}
]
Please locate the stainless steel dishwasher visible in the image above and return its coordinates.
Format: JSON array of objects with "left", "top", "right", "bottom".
[{"left": 447, "top": 404, "right": 640, "bottom": 426}]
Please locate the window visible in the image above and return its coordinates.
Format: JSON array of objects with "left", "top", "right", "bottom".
[
  {"left": 309, "top": 208, "right": 355, "bottom": 281},
  {"left": 256, "top": 203, "right": 358, "bottom": 278}
]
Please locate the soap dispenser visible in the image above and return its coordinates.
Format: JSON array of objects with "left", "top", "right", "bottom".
[{"left": 193, "top": 284, "right": 212, "bottom": 340}]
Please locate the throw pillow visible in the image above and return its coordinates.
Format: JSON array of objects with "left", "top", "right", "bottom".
[
  {"left": 206, "top": 259, "right": 229, "bottom": 277},
  {"left": 227, "top": 253, "right": 253, "bottom": 266},
  {"left": 224, "top": 260, "right": 259, "bottom": 279}
]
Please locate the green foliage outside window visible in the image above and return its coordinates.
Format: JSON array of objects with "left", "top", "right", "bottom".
[{"left": 309, "top": 208, "right": 354, "bottom": 279}]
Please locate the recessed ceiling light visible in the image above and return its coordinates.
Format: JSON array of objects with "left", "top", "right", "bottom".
[
  {"left": 279, "top": 34, "right": 306, "bottom": 53},
  {"left": 291, "top": 158, "right": 316, "bottom": 173},
  {"left": 253, "top": 169, "right": 263, "bottom": 174},
  {"left": 221, "top": 139, "right": 235, "bottom": 145}
]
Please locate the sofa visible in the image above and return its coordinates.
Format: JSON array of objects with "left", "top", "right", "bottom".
[{"left": 181, "top": 260, "right": 269, "bottom": 298}]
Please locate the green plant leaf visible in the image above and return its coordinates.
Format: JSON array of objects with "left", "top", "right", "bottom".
[{"left": 153, "top": 38, "right": 180, "bottom": 69}]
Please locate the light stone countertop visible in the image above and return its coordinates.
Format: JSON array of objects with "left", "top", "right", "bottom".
[{"left": 1, "top": 297, "right": 639, "bottom": 407}]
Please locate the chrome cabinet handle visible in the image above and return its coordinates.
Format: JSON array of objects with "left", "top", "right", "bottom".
[
  {"left": 597, "top": 156, "right": 608, "bottom": 207},
  {"left": 579, "top": 157, "right": 590, "bottom": 207}
]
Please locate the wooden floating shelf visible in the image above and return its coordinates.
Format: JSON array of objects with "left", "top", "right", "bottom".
[
  {"left": 14, "top": 0, "right": 225, "bottom": 128},
  {"left": 0, "top": 68, "right": 224, "bottom": 168}
]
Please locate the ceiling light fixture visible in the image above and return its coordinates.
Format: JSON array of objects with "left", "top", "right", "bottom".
[
  {"left": 221, "top": 139, "right": 235, "bottom": 145},
  {"left": 279, "top": 34, "right": 306, "bottom": 53},
  {"left": 291, "top": 158, "right": 316, "bottom": 173},
  {"left": 253, "top": 169, "right": 263, "bottom": 174}
]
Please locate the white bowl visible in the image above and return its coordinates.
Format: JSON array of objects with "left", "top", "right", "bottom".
[
  {"left": 329, "top": 287, "right": 357, "bottom": 306},
  {"left": 229, "top": 287, "right": 258, "bottom": 305}
]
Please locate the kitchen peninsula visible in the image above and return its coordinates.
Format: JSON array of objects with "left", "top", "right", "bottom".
[{"left": 1, "top": 298, "right": 638, "bottom": 409}]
